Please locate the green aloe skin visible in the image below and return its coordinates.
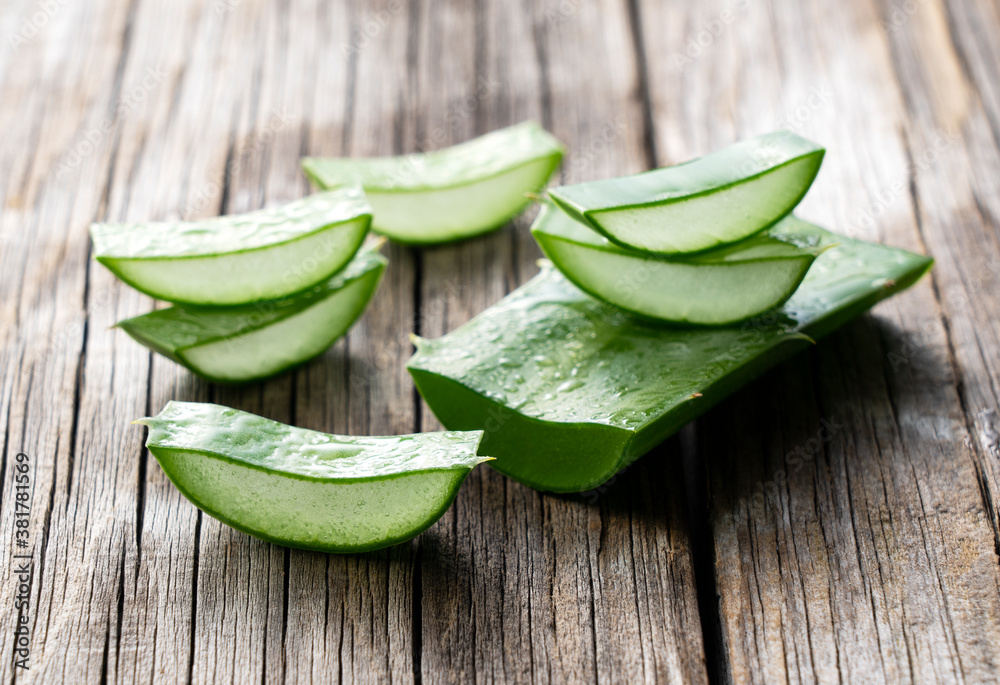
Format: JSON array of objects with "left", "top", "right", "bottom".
[
  {"left": 547, "top": 131, "right": 825, "bottom": 255},
  {"left": 137, "top": 402, "right": 491, "bottom": 553},
  {"left": 408, "top": 231, "right": 932, "bottom": 493},
  {"left": 532, "top": 203, "right": 828, "bottom": 325},
  {"left": 117, "top": 246, "right": 387, "bottom": 383},
  {"left": 301, "top": 122, "right": 564, "bottom": 245},
  {"left": 91, "top": 188, "right": 372, "bottom": 305}
]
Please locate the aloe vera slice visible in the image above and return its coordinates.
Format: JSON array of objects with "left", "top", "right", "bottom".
[
  {"left": 116, "top": 247, "right": 386, "bottom": 383},
  {"left": 547, "top": 131, "right": 824, "bottom": 255},
  {"left": 301, "top": 122, "right": 564, "bottom": 244},
  {"left": 532, "top": 204, "right": 825, "bottom": 325},
  {"left": 408, "top": 230, "right": 932, "bottom": 492},
  {"left": 137, "top": 401, "right": 490, "bottom": 553},
  {"left": 91, "top": 188, "right": 372, "bottom": 305}
]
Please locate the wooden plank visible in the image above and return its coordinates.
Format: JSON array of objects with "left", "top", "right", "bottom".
[
  {"left": 93, "top": 2, "right": 289, "bottom": 683},
  {"left": 414, "top": 0, "right": 708, "bottom": 682},
  {"left": 636, "top": 0, "right": 1000, "bottom": 680},
  {"left": 886, "top": 0, "right": 1000, "bottom": 584},
  {"left": 286, "top": 0, "right": 420, "bottom": 682},
  {"left": 410, "top": 1, "right": 539, "bottom": 679},
  {"left": 0, "top": 0, "right": 151, "bottom": 681},
  {"left": 535, "top": 2, "right": 708, "bottom": 679},
  {"left": 183, "top": 0, "right": 310, "bottom": 679},
  {"left": 108, "top": 0, "right": 419, "bottom": 682},
  {"left": 106, "top": 1, "right": 240, "bottom": 681}
]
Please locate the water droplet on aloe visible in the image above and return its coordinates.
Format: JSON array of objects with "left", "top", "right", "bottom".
[{"left": 557, "top": 379, "right": 584, "bottom": 392}]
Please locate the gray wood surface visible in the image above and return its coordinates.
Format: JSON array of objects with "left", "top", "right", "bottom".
[{"left": 0, "top": 0, "right": 998, "bottom": 682}]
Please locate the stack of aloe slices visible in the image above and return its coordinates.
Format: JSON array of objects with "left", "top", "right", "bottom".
[
  {"left": 302, "top": 121, "right": 564, "bottom": 244},
  {"left": 539, "top": 131, "right": 828, "bottom": 325},
  {"left": 410, "top": 131, "right": 934, "bottom": 492},
  {"left": 91, "top": 187, "right": 384, "bottom": 383},
  {"left": 116, "top": 246, "right": 387, "bottom": 383},
  {"left": 548, "top": 130, "right": 825, "bottom": 255}
]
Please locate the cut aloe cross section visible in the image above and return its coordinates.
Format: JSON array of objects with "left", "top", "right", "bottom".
[
  {"left": 548, "top": 131, "right": 825, "bottom": 254},
  {"left": 116, "top": 246, "right": 386, "bottom": 383},
  {"left": 532, "top": 204, "right": 826, "bottom": 325},
  {"left": 408, "top": 231, "right": 932, "bottom": 492},
  {"left": 137, "top": 401, "right": 490, "bottom": 553},
  {"left": 301, "top": 121, "right": 563, "bottom": 244},
  {"left": 91, "top": 188, "right": 372, "bottom": 305}
]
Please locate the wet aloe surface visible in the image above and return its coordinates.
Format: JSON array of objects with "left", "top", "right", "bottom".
[
  {"left": 92, "top": 188, "right": 371, "bottom": 258},
  {"left": 408, "top": 228, "right": 932, "bottom": 492},
  {"left": 138, "top": 402, "right": 490, "bottom": 552},
  {"left": 140, "top": 401, "right": 488, "bottom": 478},
  {"left": 90, "top": 187, "right": 373, "bottom": 305}
]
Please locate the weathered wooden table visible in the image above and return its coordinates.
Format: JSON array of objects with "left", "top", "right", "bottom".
[{"left": 2, "top": 0, "right": 1000, "bottom": 681}]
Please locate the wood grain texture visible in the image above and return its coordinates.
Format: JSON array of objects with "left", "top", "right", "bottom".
[
  {"left": 636, "top": 0, "right": 1000, "bottom": 681},
  {"left": 0, "top": 0, "right": 998, "bottom": 682},
  {"left": 411, "top": 1, "right": 707, "bottom": 681}
]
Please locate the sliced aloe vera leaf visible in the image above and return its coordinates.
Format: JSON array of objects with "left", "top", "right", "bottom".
[
  {"left": 137, "top": 401, "right": 490, "bottom": 553},
  {"left": 301, "top": 122, "right": 564, "bottom": 244},
  {"left": 408, "top": 231, "right": 932, "bottom": 492},
  {"left": 91, "top": 188, "right": 372, "bottom": 305},
  {"left": 532, "top": 204, "right": 826, "bottom": 325},
  {"left": 547, "top": 131, "right": 825, "bottom": 255},
  {"left": 116, "top": 246, "right": 386, "bottom": 383}
]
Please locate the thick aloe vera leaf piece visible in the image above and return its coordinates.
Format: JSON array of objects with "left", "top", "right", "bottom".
[
  {"left": 137, "top": 401, "right": 490, "bottom": 553},
  {"left": 408, "top": 232, "right": 932, "bottom": 492},
  {"left": 532, "top": 204, "right": 826, "bottom": 325},
  {"left": 548, "top": 131, "right": 824, "bottom": 255},
  {"left": 301, "top": 122, "right": 564, "bottom": 244},
  {"left": 91, "top": 188, "right": 372, "bottom": 305},
  {"left": 117, "top": 247, "right": 386, "bottom": 383}
]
